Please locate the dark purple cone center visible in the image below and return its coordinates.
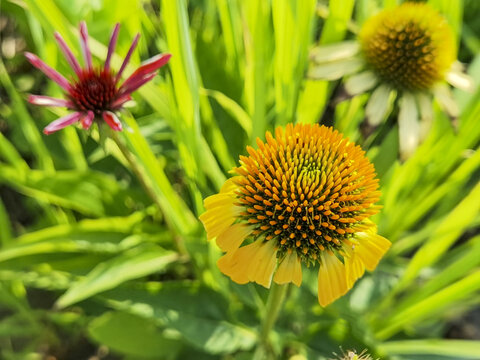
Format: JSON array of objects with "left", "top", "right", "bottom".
[{"left": 68, "top": 69, "right": 118, "bottom": 114}]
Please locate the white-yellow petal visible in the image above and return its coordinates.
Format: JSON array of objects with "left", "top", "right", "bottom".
[
  {"left": 365, "top": 84, "right": 395, "bottom": 126},
  {"left": 417, "top": 92, "right": 433, "bottom": 140},
  {"left": 344, "top": 71, "right": 378, "bottom": 96},
  {"left": 398, "top": 92, "right": 420, "bottom": 160},
  {"left": 308, "top": 58, "right": 364, "bottom": 81},
  {"left": 311, "top": 41, "right": 360, "bottom": 63},
  {"left": 434, "top": 84, "right": 459, "bottom": 118},
  {"left": 446, "top": 69, "right": 474, "bottom": 92}
]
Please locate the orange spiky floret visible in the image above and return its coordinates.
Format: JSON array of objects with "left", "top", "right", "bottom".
[{"left": 232, "top": 124, "right": 379, "bottom": 265}]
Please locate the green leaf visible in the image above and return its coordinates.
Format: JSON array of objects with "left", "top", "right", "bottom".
[
  {"left": 88, "top": 311, "right": 182, "bottom": 359},
  {"left": 55, "top": 246, "right": 178, "bottom": 308},
  {"left": 103, "top": 281, "right": 257, "bottom": 354},
  {"left": 0, "top": 166, "right": 128, "bottom": 217}
]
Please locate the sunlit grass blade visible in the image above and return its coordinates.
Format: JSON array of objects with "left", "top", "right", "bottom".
[
  {"left": 201, "top": 88, "right": 252, "bottom": 136},
  {"left": 215, "top": 0, "right": 244, "bottom": 76},
  {"left": 243, "top": 0, "right": 272, "bottom": 143},
  {"left": 119, "top": 113, "right": 197, "bottom": 233},
  {"left": 388, "top": 235, "right": 480, "bottom": 316},
  {"left": 0, "top": 60, "right": 54, "bottom": 172},
  {"left": 0, "top": 199, "right": 12, "bottom": 246},
  {"left": 379, "top": 339, "right": 480, "bottom": 359},
  {"left": 297, "top": 0, "right": 355, "bottom": 124},
  {"left": 0, "top": 132, "right": 29, "bottom": 172},
  {"left": 396, "top": 180, "right": 480, "bottom": 290},
  {"left": 375, "top": 269, "right": 480, "bottom": 339},
  {"left": 272, "top": 0, "right": 316, "bottom": 126}
]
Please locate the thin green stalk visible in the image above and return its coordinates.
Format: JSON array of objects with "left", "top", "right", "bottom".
[
  {"left": 110, "top": 130, "right": 188, "bottom": 257},
  {"left": 254, "top": 283, "right": 289, "bottom": 360}
]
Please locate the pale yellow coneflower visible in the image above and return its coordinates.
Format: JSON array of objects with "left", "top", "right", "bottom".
[
  {"left": 309, "top": 3, "right": 474, "bottom": 159},
  {"left": 200, "top": 124, "right": 390, "bottom": 307}
]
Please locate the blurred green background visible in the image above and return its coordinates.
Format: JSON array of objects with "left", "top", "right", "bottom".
[{"left": 0, "top": 0, "right": 480, "bottom": 359}]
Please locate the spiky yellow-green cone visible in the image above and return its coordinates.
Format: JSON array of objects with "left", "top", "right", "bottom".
[{"left": 359, "top": 3, "right": 455, "bottom": 91}]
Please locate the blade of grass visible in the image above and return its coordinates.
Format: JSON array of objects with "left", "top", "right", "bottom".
[
  {"left": 119, "top": 113, "right": 196, "bottom": 234},
  {"left": 272, "top": 0, "right": 316, "bottom": 126},
  {"left": 379, "top": 339, "right": 480, "bottom": 359},
  {"left": 297, "top": 0, "right": 355, "bottom": 124},
  {"left": 243, "top": 0, "right": 272, "bottom": 143},
  {"left": 0, "top": 132, "right": 29, "bottom": 172},
  {"left": 0, "top": 60, "right": 54, "bottom": 172},
  {"left": 375, "top": 269, "right": 480, "bottom": 339},
  {"left": 0, "top": 199, "right": 13, "bottom": 246}
]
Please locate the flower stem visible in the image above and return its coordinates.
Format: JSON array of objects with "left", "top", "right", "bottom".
[
  {"left": 254, "top": 283, "right": 289, "bottom": 360},
  {"left": 110, "top": 130, "right": 188, "bottom": 256}
]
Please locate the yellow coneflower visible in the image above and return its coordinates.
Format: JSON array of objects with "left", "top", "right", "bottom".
[
  {"left": 200, "top": 124, "right": 390, "bottom": 307},
  {"left": 309, "top": 3, "right": 474, "bottom": 159}
]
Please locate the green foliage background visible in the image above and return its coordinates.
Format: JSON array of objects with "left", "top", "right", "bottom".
[{"left": 0, "top": 0, "right": 479, "bottom": 359}]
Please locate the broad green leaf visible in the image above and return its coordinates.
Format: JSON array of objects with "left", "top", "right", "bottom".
[
  {"left": 0, "top": 166, "right": 129, "bottom": 217},
  {"left": 88, "top": 311, "right": 182, "bottom": 359},
  {"left": 103, "top": 281, "right": 256, "bottom": 354},
  {"left": 56, "top": 246, "right": 178, "bottom": 308}
]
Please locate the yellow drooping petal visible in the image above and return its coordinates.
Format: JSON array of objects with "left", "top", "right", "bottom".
[
  {"left": 199, "top": 179, "right": 242, "bottom": 240},
  {"left": 343, "top": 246, "right": 366, "bottom": 288},
  {"left": 217, "top": 240, "right": 278, "bottom": 288},
  {"left": 220, "top": 176, "right": 241, "bottom": 193},
  {"left": 273, "top": 251, "right": 302, "bottom": 287},
  {"left": 217, "top": 243, "right": 259, "bottom": 284},
  {"left": 247, "top": 240, "right": 278, "bottom": 288},
  {"left": 216, "top": 223, "right": 253, "bottom": 253},
  {"left": 355, "top": 231, "right": 391, "bottom": 271},
  {"left": 317, "top": 252, "right": 351, "bottom": 307}
]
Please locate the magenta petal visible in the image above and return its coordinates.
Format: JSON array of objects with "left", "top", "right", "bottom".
[
  {"left": 79, "top": 21, "right": 93, "bottom": 70},
  {"left": 111, "top": 94, "right": 132, "bottom": 109},
  {"left": 105, "top": 23, "right": 120, "bottom": 72},
  {"left": 115, "top": 33, "right": 140, "bottom": 83},
  {"left": 102, "top": 111, "right": 122, "bottom": 131},
  {"left": 54, "top": 32, "right": 82, "bottom": 76},
  {"left": 25, "top": 52, "right": 71, "bottom": 92},
  {"left": 28, "top": 95, "right": 73, "bottom": 108},
  {"left": 81, "top": 110, "right": 94, "bottom": 130},
  {"left": 121, "top": 53, "right": 171, "bottom": 89},
  {"left": 43, "top": 112, "right": 83, "bottom": 135},
  {"left": 119, "top": 73, "right": 156, "bottom": 96}
]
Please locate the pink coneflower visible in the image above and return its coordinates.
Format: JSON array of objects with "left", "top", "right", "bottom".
[{"left": 26, "top": 21, "right": 171, "bottom": 135}]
